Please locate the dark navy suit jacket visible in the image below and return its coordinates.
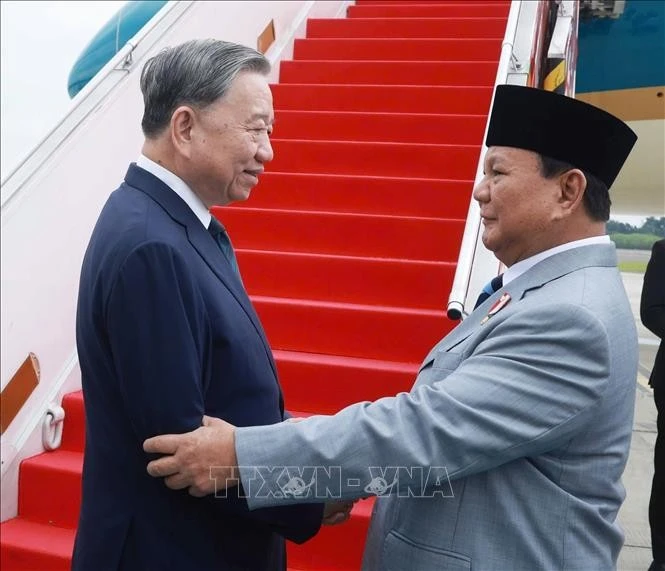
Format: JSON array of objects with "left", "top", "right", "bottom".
[
  {"left": 641, "top": 238, "right": 665, "bottom": 389},
  {"left": 72, "top": 164, "right": 323, "bottom": 570}
]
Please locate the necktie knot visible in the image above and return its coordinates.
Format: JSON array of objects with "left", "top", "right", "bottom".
[
  {"left": 474, "top": 274, "right": 504, "bottom": 310},
  {"left": 207, "top": 216, "right": 225, "bottom": 239}
]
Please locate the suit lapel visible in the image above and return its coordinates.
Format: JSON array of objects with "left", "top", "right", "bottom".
[
  {"left": 420, "top": 243, "right": 618, "bottom": 370},
  {"left": 123, "top": 164, "right": 279, "bottom": 381},
  {"left": 186, "top": 222, "right": 281, "bottom": 383}
]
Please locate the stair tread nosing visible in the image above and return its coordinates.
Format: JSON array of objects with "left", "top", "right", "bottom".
[
  {"left": 0, "top": 517, "right": 75, "bottom": 554},
  {"left": 20, "top": 449, "right": 83, "bottom": 471},
  {"left": 239, "top": 172, "right": 473, "bottom": 219},
  {"left": 238, "top": 250, "right": 455, "bottom": 311},
  {"left": 293, "top": 37, "right": 503, "bottom": 61},
  {"left": 274, "top": 349, "right": 421, "bottom": 373},
  {"left": 267, "top": 139, "right": 481, "bottom": 179},
  {"left": 306, "top": 17, "right": 507, "bottom": 39},
  {"left": 219, "top": 207, "right": 466, "bottom": 262},
  {"left": 273, "top": 109, "right": 487, "bottom": 145},
  {"left": 253, "top": 296, "right": 454, "bottom": 363},
  {"left": 347, "top": 3, "right": 510, "bottom": 17},
  {"left": 272, "top": 83, "right": 492, "bottom": 114},
  {"left": 279, "top": 60, "right": 498, "bottom": 86}
]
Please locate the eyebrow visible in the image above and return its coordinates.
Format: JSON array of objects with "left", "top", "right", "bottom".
[
  {"left": 249, "top": 113, "right": 275, "bottom": 125},
  {"left": 485, "top": 154, "right": 504, "bottom": 166},
  {"left": 482, "top": 155, "right": 502, "bottom": 174}
]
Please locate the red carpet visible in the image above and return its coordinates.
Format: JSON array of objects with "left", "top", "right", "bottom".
[{"left": 0, "top": 1, "right": 507, "bottom": 568}]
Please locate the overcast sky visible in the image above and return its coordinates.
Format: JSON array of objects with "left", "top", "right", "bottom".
[{"left": 1, "top": 1, "right": 127, "bottom": 179}]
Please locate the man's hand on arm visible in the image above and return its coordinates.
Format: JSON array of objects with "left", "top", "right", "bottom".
[
  {"left": 144, "top": 415, "right": 238, "bottom": 497},
  {"left": 145, "top": 414, "right": 357, "bottom": 529}
]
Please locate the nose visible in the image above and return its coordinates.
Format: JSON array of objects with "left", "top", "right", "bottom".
[
  {"left": 256, "top": 134, "right": 274, "bottom": 163},
  {"left": 472, "top": 176, "right": 489, "bottom": 204}
]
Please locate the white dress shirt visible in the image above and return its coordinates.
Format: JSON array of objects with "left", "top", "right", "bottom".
[
  {"left": 136, "top": 154, "right": 211, "bottom": 229},
  {"left": 503, "top": 235, "right": 611, "bottom": 286}
]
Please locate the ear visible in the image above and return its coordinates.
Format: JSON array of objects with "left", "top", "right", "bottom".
[
  {"left": 169, "top": 105, "right": 196, "bottom": 159},
  {"left": 557, "top": 168, "right": 587, "bottom": 215}
]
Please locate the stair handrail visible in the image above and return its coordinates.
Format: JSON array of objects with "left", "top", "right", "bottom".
[
  {"left": 41, "top": 403, "right": 65, "bottom": 451},
  {"left": 446, "top": 0, "right": 524, "bottom": 320},
  {"left": 446, "top": 0, "right": 579, "bottom": 320}
]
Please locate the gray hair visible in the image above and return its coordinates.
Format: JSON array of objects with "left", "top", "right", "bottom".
[{"left": 140, "top": 39, "right": 271, "bottom": 138}]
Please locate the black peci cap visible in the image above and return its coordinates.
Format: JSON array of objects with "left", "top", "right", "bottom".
[{"left": 486, "top": 85, "right": 638, "bottom": 189}]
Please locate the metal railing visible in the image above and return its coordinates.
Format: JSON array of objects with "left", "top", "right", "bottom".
[
  {"left": 446, "top": 0, "right": 525, "bottom": 321},
  {"left": 446, "top": 0, "right": 580, "bottom": 321}
]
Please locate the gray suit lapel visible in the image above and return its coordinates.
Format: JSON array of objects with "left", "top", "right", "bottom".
[{"left": 420, "top": 243, "right": 617, "bottom": 369}]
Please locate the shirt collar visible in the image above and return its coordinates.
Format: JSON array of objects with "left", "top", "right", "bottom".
[
  {"left": 503, "top": 235, "right": 611, "bottom": 286},
  {"left": 136, "top": 154, "right": 211, "bottom": 229}
]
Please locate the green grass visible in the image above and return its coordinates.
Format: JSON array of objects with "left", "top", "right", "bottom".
[{"left": 618, "top": 260, "right": 648, "bottom": 273}]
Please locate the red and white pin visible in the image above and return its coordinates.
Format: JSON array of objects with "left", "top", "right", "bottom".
[{"left": 480, "top": 293, "right": 512, "bottom": 325}]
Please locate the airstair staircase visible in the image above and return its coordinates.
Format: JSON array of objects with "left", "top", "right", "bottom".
[{"left": 0, "top": 1, "right": 509, "bottom": 568}]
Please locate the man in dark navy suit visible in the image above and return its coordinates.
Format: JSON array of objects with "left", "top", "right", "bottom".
[{"left": 73, "top": 39, "right": 350, "bottom": 570}]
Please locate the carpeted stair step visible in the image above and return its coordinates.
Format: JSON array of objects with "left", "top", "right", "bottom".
[
  {"left": 347, "top": 3, "right": 510, "bottom": 18},
  {"left": 273, "top": 110, "right": 486, "bottom": 145},
  {"left": 239, "top": 250, "right": 456, "bottom": 310},
  {"left": 272, "top": 83, "right": 492, "bottom": 114},
  {"left": 236, "top": 173, "right": 473, "bottom": 219},
  {"left": 253, "top": 296, "right": 454, "bottom": 363},
  {"left": 18, "top": 451, "right": 83, "bottom": 529},
  {"left": 0, "top": 518, "right": 75, "bottom": 571},
  {"left": 293, "top": 37, "right": 502, "bottom": 61},
  {"left": 277, "top": 351, "right": 419, "bottom": 414},
  {"left": 306, "top": 17, "right": 506, "bottom": 39},
  {"left": 219, "top": 208, "right": 465, "bottom": 261},
  {"left": 279, "top": 60, "right": 498, "bottom": 86},
  {"left": 267, "top": 139, "right": 480, "bottom": 179}
]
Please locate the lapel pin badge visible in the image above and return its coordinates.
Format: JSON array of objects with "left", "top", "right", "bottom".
[{"left": 480, "top": 293, "right": 512, "bottom": 325}]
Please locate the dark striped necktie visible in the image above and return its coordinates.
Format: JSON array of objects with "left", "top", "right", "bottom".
[
  {"left": 474, "top": 274, "right": 504, "bottom": 310},
  {"left": 207, "top": 217, "right": 241, "bottom": 278}
]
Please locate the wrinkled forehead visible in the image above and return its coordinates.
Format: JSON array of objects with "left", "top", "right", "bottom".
[{"left": 484, "top": 146, "right": 540, "bottom": 167}]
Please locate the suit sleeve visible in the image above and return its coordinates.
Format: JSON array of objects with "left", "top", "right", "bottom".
[
  {"left": 235, "top": 302, "right": 615, "bottom": 508},
  {"left": 106, "top": 241, "right": 322, "bottom": 541},
  {"left": 641, "top": 239, "right": 665, "bottom": 340}
]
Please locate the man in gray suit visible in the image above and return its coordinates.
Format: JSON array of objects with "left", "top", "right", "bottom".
[{"left": 143, "top": 85, "right": 639, "bottom": 570}]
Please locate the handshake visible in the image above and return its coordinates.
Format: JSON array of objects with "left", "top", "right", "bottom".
[
  {"left": 321, "top": 499, "right": 356, "bottom": 526},
  {"left": 143, "top": 414, "right": 357, "bottom": 527}
]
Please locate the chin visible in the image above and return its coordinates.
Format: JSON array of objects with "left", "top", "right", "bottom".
[
  {"left": 230, "top": 189, "right": 252, "bottom": 203},
  {"left": 482, "top": 237, "right": 502, "bottom": 258}
]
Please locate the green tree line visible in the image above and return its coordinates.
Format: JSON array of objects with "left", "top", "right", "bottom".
[{"left": 607, "top": 216, "right": 665, "bottom": 250}]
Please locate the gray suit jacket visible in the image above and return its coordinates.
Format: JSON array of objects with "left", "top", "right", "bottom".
[{"left": 235, "top": 243, "right": 638, "bottom": 570}]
